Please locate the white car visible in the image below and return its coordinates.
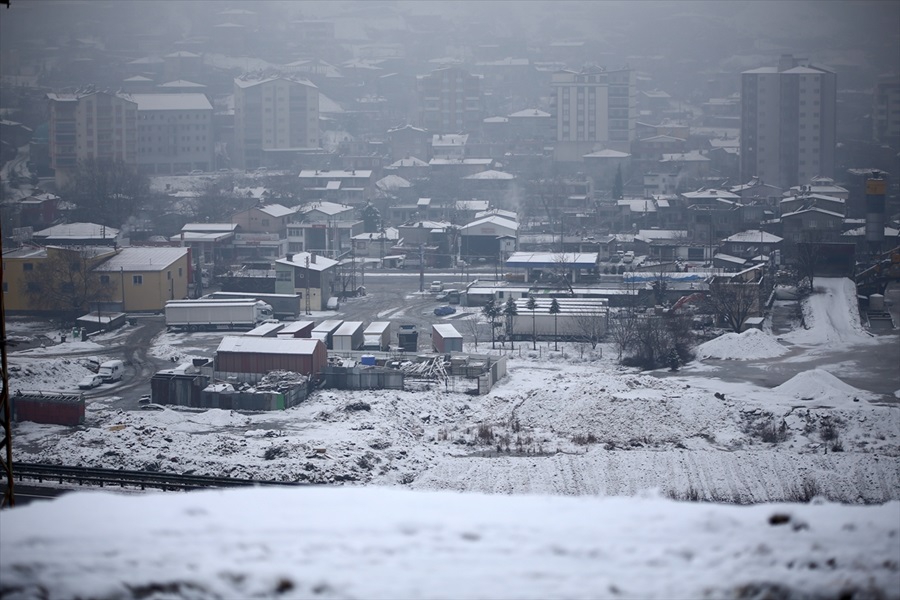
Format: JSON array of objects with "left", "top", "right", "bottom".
[{"left": 78, "top": 374, "right": 103, "bottom": 389}]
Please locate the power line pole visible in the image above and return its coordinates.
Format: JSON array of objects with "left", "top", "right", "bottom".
[
  {"left": 0, "top": 221, "right": 14, "bottom": 507},
  {"left": 419, "top": 244, "right": 425, "bottom": 293},
  {"left": 305, "top": 255, "right": 311, "bottom": 315}
]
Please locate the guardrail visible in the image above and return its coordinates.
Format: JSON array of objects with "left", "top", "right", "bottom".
[{"left": 13, "top": 463, "right": 305, "bottom": 492}]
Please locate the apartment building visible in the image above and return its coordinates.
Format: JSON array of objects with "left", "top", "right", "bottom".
[
  {"left": 873, "top": 74, "right": 900, "bottom": 146},
  {"left": 47, "top": 90, "right": 138, "bottom": 187},
  {"left": 740, "top": 54, "right": 837, "bottom": 190},
  {"left": 233, "top": 73, "right": 320, "bottom": 170},
  {"left": 550, "top": 66, "right": 636, "bottom": 161},
  {"left": 416, "top": 66, "right": 484, "bottom": 134},
  {"left": 129, "top": 93, "right": 214, "bottom": 174}
]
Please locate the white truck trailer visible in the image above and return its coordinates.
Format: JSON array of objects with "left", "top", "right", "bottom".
[
  {"left": 332, "top": 321, "right": 364, "bottom": 352},
  {"left": 165, "top": 299, "right": 273, "bottom": 331},
  {"left": 361, "top": 321, "right": 392, "bottom": 351}
]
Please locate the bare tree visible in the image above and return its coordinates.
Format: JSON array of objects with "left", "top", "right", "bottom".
[
  {"left": 704, "top": 277, "right": 760, "bottom": 332},
  {"left": 22, "top": 246, "right": 115, "bottom": 320},
  {"left": 550, "top": 253, "right": 577, "bottom": 296},
  {"left": 572, "top": 305, "right": 607, "bottom": 350},
  {"left": 65, "top": 157, "right": 150, "bottom": 227},
  {"left": 462, "top": 314, "right": 483, "bottom": 350},
  {"left": 608, "top": 308, "right": 639, "bottom": 359}
]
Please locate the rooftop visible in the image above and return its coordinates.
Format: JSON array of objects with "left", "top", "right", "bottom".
[
  {"left": 127, "top": 93, "right": 212, "bottom": 111},
  {"left": 217, "top": 336, "right": 321, "bottom": 355},
  {"left": 94, "top": 247, "right": 189, "bottom": 272}
]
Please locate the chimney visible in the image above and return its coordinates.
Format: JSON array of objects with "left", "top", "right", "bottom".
[
  {"left": 310, "top": 252, "right": 316, "bottom": 264},
  {"left": 286, "top": 252, "right": 294, "bottom": 262}
]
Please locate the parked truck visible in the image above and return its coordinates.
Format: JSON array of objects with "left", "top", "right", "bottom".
[
  {"left": 310, "top": 319, "right": 344, "bottom": 349},
  {"left": 362, "top": 321, "right": 392, "bottom": 351},
  {"left": 332, "top": 321, "right": 364, "bottom": 352},
  {"left": 202, "top": 292, "right": 302, "bottom": 320},
  {"left": 165, "top": 299, "right": 273, "bottom": 331}
]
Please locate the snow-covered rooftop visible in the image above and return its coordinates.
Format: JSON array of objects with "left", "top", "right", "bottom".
[
  {"left": 217, "top": 336, "right": 321, "bottom": 355},
  {"left": 93, "top": 247, "right": 188, "bottom": 272},
  {"left": 725, "top": 230, "right": 783, "bottom": 244},
  {"left": 127, "top": 93, "right": 212, "bottom": 111}
]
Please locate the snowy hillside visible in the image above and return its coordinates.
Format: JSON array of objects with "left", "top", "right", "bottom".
[{"left": 2, "top": 487, "right": 898, "bottom": 600}]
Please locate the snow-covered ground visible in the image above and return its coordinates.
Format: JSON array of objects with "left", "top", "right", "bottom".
[
  {"left": 2, "top": 487, "right": 898, "bottom": 599},
  {"left": 2, "top": 277, "right": 898, "bottom": 598}
]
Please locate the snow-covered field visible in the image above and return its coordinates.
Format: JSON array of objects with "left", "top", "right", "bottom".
[{"left": 9, "top": 278, "right": 900, "bottom": 505}]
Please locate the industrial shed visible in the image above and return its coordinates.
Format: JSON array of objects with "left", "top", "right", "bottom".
[{"left": 215, "top": 336, "right": 327, "bottom": 382}]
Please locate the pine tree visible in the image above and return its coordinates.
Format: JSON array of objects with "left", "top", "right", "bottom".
[
  {"left": 549, "top": 297, "right": 561, "bottom": 351},
  {"left": 612, "top": 164, "right": 624, "bottom": 200},
  {"left": 526, "top": 296, "right": 538, "bottom": 349}
]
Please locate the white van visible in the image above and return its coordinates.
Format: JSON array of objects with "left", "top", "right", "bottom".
[
  {"left": 326, "top": 297, "right": 340, "bottom": 310},
  {"left": 98, "top": 360, "right": 124, "bottom": 382}
]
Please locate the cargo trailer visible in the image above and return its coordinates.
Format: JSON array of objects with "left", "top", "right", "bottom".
[
  {"left": 310, "top": 319, "right": 344, "bottom": 349},
  {"left": 332, "top": 321, "right": 364, "bottom": 352},
  {"left": 203, "top": 292, "right": 303, "bottom": 320},
  {"left": 276, "top": 320, "right": 316, "bottom": 339},
  {"left": 165, "top": 299, "right": 273, "bottom": 331},
  {"left": 362, "top": 321, "right": 391, "bottom": 351},
  {"left": 432, "top": 323, "right": 463, "bottom": 353}
]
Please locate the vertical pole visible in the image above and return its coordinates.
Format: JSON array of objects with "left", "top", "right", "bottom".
[
  {"left": 419, "top": 244, "right": 425, "bottom": 293},
  {"left": 0, "top": 221, "right": 14, "bottom": 507},
  {"left": 305, "top": 256, "right": 311, "bottom": 315}
]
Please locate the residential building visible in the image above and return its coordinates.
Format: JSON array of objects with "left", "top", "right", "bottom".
[
  {"left": 740, "top": 54, "right": 837, "bottom": 189},
  {"left": 873, "top": 74, "right": 900, "bottom": 146},
  {"left": 459, "top": 215, "right": 518, "bottom": 262},
  {"left": 416, "top": 66, "right": 484, "bottom": 133},
  {"left": 129, "top": 93, "right": 214, "bottom": 174},
  {"left": 550, "top": 66, "right": 636, "bottom": 161},
  {"left": 296, "top": 169, "right": 375, "bottom": 205},
  {"left": 274, "top": 251, "right": 338, "bottom": 311},
  {"left": 231, "top": 203, "right": 296, "bottom": 235},
  {"left": 386, "top": 124, "right": 430, "bottom": 163},
  {"left": 46, "top": 90, "right": 138, "bottom": 187},
  {"left": 32, "top": 222, "right": 120, "bottom": 246},
  {"left": 92, "top": 247, "right": 190, "bottom": 311},
  {"left": 233, "top": 74, "right": 320, "bottom": 170}
]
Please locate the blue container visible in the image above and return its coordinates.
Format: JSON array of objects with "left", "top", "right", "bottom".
[{"left": 360, "top": 354, "right": 376, "bottom": 366}]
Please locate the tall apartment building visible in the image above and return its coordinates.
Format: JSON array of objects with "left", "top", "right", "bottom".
[
  {"left": 129, "top": 93, "right": 214, "bottom": 174},
  {"left": 550, "top": 66, "right": 636, "bottom": 161},
  {"left": 740, "top": 54, "right": 837, "bottom": 190},
  {"left": 233, "top": 74, "right": 320, "bottom": 170},
  {"left": 47, "top": 90, "right": 138, "bottom": 187},
  {"left": 873, "top": 74, "right": 900, "bottom": 146},
  {"left": 416, "top": 66, "right": 484, "bottom": 134}
]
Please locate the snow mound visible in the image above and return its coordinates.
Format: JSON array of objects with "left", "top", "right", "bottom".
[
  {"left": 696, "top": 328, "right": 787, "bottom": 360},
  {"left": 774, "top": 369, "right": 879, "bottom": 406},
  {"left": 188, "top": 409, "right": 252, "bottom": 428}
]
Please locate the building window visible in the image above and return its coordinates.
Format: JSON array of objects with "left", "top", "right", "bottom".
[
  {"left": 2, "top": 282, "right": 6, "bottom": 293},
  {"left": 167, "top": 270, "right": 172, "bottom": 280},
  {"left": 179, "top": 267, "right": 183, "bottom": 277},
  {"left": 23, "top": 262, "right": 33, "bottom": 271},
  {"left": 100, "top": 275, "right": 110, "bottom": 284},
  {"left": 133, "top": 275, "right": 143, "bottom": 285}
]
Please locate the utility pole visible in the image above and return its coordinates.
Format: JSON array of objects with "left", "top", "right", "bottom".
[
  {"left": 0, "top": 219, "right": 14, "bottom": 507},
  {"left": 305, "top": 256, "right": 311, "bottom": 315},
  {"left": 419, "top": 244, "right": 425, "bottom": 293}
]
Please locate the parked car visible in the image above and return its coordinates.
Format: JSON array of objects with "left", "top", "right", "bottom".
[
  {"left": 140, "top": 403, "right": 165, "bottom": 411},
  {"left": 435, "top": 291, "right": 449, "bottom": 301},
  {"left": 78, "top": 374, "right": 103, "bottom": 389},
  {"left": 189, "top": 169, "right": 204, "bottom": 175},
  {"left": 138, "top": 395, "right": 152, "bottom": 405},
  {"left": 434, "top": 305, "right": 456, "bottom": 316},
  {"left": 430, "top": 281, "right": 444, "bottom": 293}
]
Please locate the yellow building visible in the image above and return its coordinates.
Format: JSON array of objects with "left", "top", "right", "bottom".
[
  {"left": 2, "top": 245, "right": 190, "bottom": 314},
  {"left": 2, "top": 245, "right": 116, "bottom": 313},
  {"left": 93, "top": 247, "right": 190, "bottom": 312}
]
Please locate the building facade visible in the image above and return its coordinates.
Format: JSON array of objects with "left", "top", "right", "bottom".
[
  {"left": 740, "top": 55, "right": 837, "bottom": 190},
  {"left": 550, "top": 66, "right": 636, "bottom": 161},
  {"left": 233, "top": 74, "right": 320, "bottom": 169},
  {"left": 130, "top": 93, "right": 214, "bottom": 174},
  {"left": 416, "top": 66, "right": 484, "bottom": 134},
  {"left": 47, "top": 91, "right": 138, "bottom": 187}
]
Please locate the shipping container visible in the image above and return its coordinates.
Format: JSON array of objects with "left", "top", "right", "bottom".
[
  {"left": 432, "top": 323, "right": 463, "bottom": 353},
  {"left": 12, "top": 392, "right": 85, "bottom": 426},
  {"left": 310, "top": 319, "right": 344, "bottom": 349},
  {"left": 276, "top": 320, "right": 316, "bottom": 339},
  {"left": 361, "top": 321, "right": 392, "bottom": 351},
  {"left": 332, "top": 321, "right": 364, "bottom": 352},
  {"left": 245, "top": 322, "right": 286, "bottom": 337},
  {"left": 215, "top": 336, "right": 327, "bottom": 378}
]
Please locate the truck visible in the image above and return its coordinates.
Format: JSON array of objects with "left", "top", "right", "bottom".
[
  {"left": 397, "top": 324, "right": 418, "bottom": 352},
  {"left": 310, "top": 319, "right": 344, "bottom": 349},
  {"left": 361, "top": 321, "right": 392, "bottom": 351},
  {"left": 432, "top": 324, "right": 463, "bottom": 353},
  {"left": 332, "top": 321, "right": 364, "bottom": 352},
  {"left": 165, "top": 299, "right": 273, "bottom": 331},
  {"left": 202, "top": 292, "right": 302, "bottom": 320}
]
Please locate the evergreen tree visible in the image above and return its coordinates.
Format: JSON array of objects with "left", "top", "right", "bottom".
[
  {"left": 526, "top": 296, "right": 538, "bottom": 349},
  {"left": 549, "top": 298, "right": 561, "bottom": 351},
  {"left": 482, "top": 298, "right": 501, "bottom": 349},
  {"left": 612, "top": 164, "right": 624, "bottom": 200},
  {"left": 503, "top": 296, "right": 518, "bottom": 348}
]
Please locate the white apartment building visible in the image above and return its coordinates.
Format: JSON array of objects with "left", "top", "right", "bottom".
[
  {"left": 130, "top": 93, "right": 214, "bottom": 174},
  {"left": 47, "top": 91, "right": 138, "bottom": 187},
  {"left": 740, "top": 54, "right": 837, "bottom": 190},
  {"left": 550, "top": 66, "right": 636, "bottom": 161},
  {"left": 233, "top": 74, "right": 320, "bottom": 170}
]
